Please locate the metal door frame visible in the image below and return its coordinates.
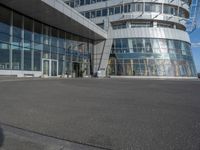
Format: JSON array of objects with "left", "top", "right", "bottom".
[{"left": 42, "top": 59, "right": 58, "bottom": 77}]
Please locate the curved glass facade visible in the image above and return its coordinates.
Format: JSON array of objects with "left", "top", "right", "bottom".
[
  {"left": 107, "top": 38, "right": 196, "bottom": 76},
  {"left": 64, "top": 0, "right": 196, "bottom": 77},
  {"left": 81, "top": 2, "right": 189, "bottom": 19},
  {"left": 0, "top": 5, "right": 93, "bottom": 77},
  {"left": 65, "top": 0, "right": 190, "bottom": 7}
]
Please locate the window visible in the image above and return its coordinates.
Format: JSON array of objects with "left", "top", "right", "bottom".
[
  {"left": 34, "top": 51, "right": 41, "bottom": 71},
  {"left": 12, "top": 12, "right": 23, "bottom": 71},
  {"left": 85, "top": 0, "right": 90, "bottom": 4},
  {"left": 85, "top": 12, "right": 90, "bottom": 18},
  {"left": 167, "top": 40, "right": 175, "bottom": 54},
  {"left": 145, "top": 3, "right": 151, "bottom": 12},
  {"left": 96, "top": 10, "right": 101, "bottom": 17},
  {"left": 0, "top": 42, "right": 10, "bottom": 70},
  {"left": 80, "top": 0, "right": 84, "bottom": 5},
  {"left": 91, "top": 11, "right": 96, "bottom": 18},
  {"left": 124, "top": 4, "right": 131, "bottom": 13},
  {"left": 43, "top": 25, "right": 50, "bottom": 46},
  {"left": 12, "top": 46, "right": 21, "bottom": 70},
  {"left": 154, "top": 4, "right": 161, "bottom": 12},
  {"left": 59, "top": 31, "right": 65, "bottom": 51},
  {"left": 0, "top": 33, "right": 9, "bottom": 43},
  {"left": 115, "top": 6, "right": 121, "bottom": 14},
  {"left": 13, "top": 12, "right": 23, "bottom": 38},
  {"left": 152, "top": 39, "right": 160, "bottom": 53},
  {"left": 159, "top": 39, "right": 168, "bottom": 53},
  {"left": 157, "top": 22, "right": 173, "bottom": 28},
  {"left": 24, "top": 17, "right": 33, "bottom": 40},
  {"left": 112, "top": 23, "right": 126, "bottom": 30},
  {"left": 24, "top": 17, "right": 33, "bottom": 50},
  {"left": 24, "top": 50, "right": 32, "bottom": 70},
  {"left": 135, "top": 3, "right": 143, "bottom": 12},
  {"left": 179, "top": 8, "right": 186, "bottom": 17},
  {"left": 164, "top": 5, "right": 177, "bottom": 16},
  {"left": 181, "top": 42, "right": 187, "bottom": 55},
  {"left": 74, "top": 0, "right": 79, "bottom": 7},
  {"left": 132, "top": 39, "right": 137, "bottom": 52},
  {"left": 136, "top": 39, "right": 144, "bottom": 52},
  {"left": 145, "top": 3, "right": 161, "bottom": 12},
  {"left": 131, "top": 22, "right": 153, "bottom": 28},
  {"left": 102, "top": 8, "right": 107, "bottom": 16},
  {"left": 91, "top": 0, "right": 96, "bottom": 4},
  {"left": 121, "top": 38, "right": 128, "bottom": 53},
  {"left": 145, "top": 39, "right": 152, "bottom": 52},
  {"left": 121, "top": 5, "right": 124, "bottom": 13},
  {"left": 170, "top": 7, "right": 176, "bottom": 15},
  {"left": 34, "top": 21, "right": 43, "bottom": 44},
  {"left": 0, "top": 6, "right": 11, "bottom": 35},
  {"left": 109, "top": 7, "right": 114, "bottom": 15},
  {"left": 131, "top": 3, "right": 135, "bottom": 12},
  {"left": 0, "top": 6, "right": 10, "bottom": 43},
  {"left": 51, "top": 28, "right": 58, "bottom": 53}
]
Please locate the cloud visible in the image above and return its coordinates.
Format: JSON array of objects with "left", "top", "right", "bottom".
[{"left": 191, "top": 42, "right": 200, "bottom": 47}]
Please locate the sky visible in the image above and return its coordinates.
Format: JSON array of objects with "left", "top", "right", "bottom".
[
  {"left": 189, "top": 0, "right": 200, "bottom": 73},
  {"left": 190, "top": 28, "right": 200, "bottom": 73}
]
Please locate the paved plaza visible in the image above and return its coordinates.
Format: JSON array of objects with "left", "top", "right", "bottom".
[{"left": 0, "top": 78, "right": 200, "bottom": 150}]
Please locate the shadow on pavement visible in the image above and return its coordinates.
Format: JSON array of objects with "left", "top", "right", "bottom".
[{"left": 0, "top": 125, "right": 4, "bottom": 147}]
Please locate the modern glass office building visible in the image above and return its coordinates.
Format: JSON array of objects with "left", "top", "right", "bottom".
[
  {"left": 64, "top": 0, "right": 197, "bottom": 77},
  {"left": 0, "top": 0, "right": 107, "bottom": 77},
  {"left": 0, "top": 0, "right": 197, "bottom": 77}
]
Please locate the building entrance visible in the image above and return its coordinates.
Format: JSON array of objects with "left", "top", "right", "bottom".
[
  {"left": 42, "top": 59, "right": 58, "bottom": 77},
  {"left": 73, "top": 62, "right": 82, "bottom": 77}
]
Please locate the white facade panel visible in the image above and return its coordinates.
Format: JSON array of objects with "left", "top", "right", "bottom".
[{"left": 111, "top": 28, "right": 190, "bottom": 42}]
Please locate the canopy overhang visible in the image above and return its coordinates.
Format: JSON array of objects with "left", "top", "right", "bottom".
[{"left": 0, "top": 0, "right": 107, "bottom": 40}]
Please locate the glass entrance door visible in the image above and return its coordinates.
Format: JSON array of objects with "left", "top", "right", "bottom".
[
  {"left": 42, "top": 59, "right": 58, "bottom": 77},
  {"left": 43, "top": 60, "right": 50, "bottom": 76},
  {"left": 73, "top": 62, "right": 82, "bottom": 77},
  {"left": 51, "top": 60, "right": 58, "bottom": 76}
]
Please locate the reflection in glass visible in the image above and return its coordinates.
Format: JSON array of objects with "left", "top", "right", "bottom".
[
  {"left": 109, "top": 38, "right": 196, "bottom": 77},
  {"left": 0, "top": 5, "right": 92, "bottom": 76}
]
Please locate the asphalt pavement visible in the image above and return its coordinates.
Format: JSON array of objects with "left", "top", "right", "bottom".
[{"left": 0, "top": 78, "right": 200, "bottom": 150}]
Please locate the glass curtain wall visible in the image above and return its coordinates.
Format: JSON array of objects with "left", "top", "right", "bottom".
[
  {"left": 0, "top": 6, "right": 10, "bottom": 70},
  {"left": 107, "top": 38, "right": 196, "bottom": 77},
  {"left": 0, "top": 5, "right": 93, "bottom": 76}
]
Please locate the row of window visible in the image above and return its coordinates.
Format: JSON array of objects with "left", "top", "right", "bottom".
[
  {"left": 112, "top": 22, "right": 154, "bottom": 30},
  {"left": 112, "top": 21, "right": 185, "bottom": 30},
  {"left": 0, "top": 5, "right": 93, "bottom": 54},
  {"left": 0, "top": 5, "right": 92, "bottom": 74},
  {"left": 107, "top": 58, "right": 196, "bottom": 76},
  {"left": 81, "top": 3, "right": 188, "bottom": 19},
  {"left": 65, "top": 0, "right": 190, "bottom": 7},
  {"left": 0, "top": 31, "right": 91, "bottom": 54},
  {"left": 0, "top": 42, "right": 90, "bottom": 74},
  {"left": 0, "top": 41, "right": 42, "bottom": 71},
  {"left": 111, "top": 38, "right": 192, "bottom": 56},
  {"left": 65, "top": 0, "right": 108, "bottom": 7}
]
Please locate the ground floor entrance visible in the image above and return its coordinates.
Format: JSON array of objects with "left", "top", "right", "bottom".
[
  {"left": 72, "top": 62, "right": 82, "bottom": 78},
  {"left": 42, "top": 59, "right": 58, "bottom": 77}
]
